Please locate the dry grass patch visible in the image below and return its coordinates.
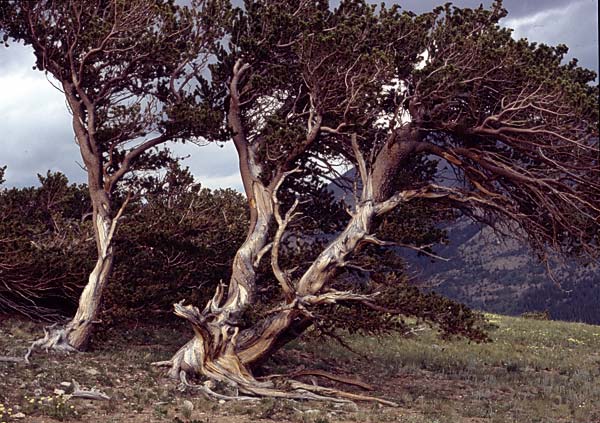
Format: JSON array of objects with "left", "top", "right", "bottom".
[{"left": 1, "top": 314, "right": 599, "bottom": 422}]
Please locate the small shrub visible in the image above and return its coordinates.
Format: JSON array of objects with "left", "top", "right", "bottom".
[{"left": 521, "top": 310, "right": 551, "bottom": 321}]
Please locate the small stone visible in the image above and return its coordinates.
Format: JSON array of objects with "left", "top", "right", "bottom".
[
  {"left": 60, "top": 382, "right": 72, "bottom": 388},
  {"left": 54, "top": 389, "right": 65, "bottom": 396},
  {"left": 218, "top": 400, "right": 225, "bottom": 404},
  {"left": 86, "top": 368, "right": 100, "bottom": 376},
  {"left": 182, "top": 400, "right": 194, "bottom": 413},
  {"left": 13, "top": 412, "right": 26, "bottom": 419}
]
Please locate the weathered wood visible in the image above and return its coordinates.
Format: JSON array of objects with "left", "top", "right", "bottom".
[
  {"left": 70, "top": 379, "right": 111, "bottom": 401},
  {"left": 263, "top": 369, "right": 375, "bottom": 391},
  {"left": 158, "top": 60, "right": 412, "bottom": 407},
  {"left": 29, "top": 194, "right": 128, "bottom": 352}
]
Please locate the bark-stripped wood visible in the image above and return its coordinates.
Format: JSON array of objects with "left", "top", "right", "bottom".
[{"left": 157, "top": 0, "right": 599, "bottom": 406}]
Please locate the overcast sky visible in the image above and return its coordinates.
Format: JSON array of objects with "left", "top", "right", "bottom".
[{"left": 0, "top": 0, "right": 597, "bottom": 190}]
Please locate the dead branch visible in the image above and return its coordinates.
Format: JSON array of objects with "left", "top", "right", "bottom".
[
  {"left": 69, "top": 379, "right": 110, "bottom": 401},
  {"left": 260, "top": 369, "right": 374, "bottom": 391}
]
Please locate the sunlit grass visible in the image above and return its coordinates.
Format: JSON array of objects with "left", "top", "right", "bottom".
[
  {"left": 1, "top": 314, "right": 599, "bottom": 422},
  {"left": 297, "top": 313, "right": 600, "bottom": 422}
]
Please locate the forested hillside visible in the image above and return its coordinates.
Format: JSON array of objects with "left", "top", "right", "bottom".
[{"left": 404, "top": 219, "right": 600, "bottom": 324}]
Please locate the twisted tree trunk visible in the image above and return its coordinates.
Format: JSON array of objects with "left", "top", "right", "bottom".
[
  {"left": 155, "top": 170, "right": 409, "bottom": 406},
  {"left": 154, "top": 61, "right": 409, "bottom": 405},
  {"left": 30, "top": 189, "right": 121, "bottom": 352},
  {"left": 65, "top": 196, "right": 114, "bottom": 349}
]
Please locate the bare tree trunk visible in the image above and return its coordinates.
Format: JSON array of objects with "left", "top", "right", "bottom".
[
  {"left": 161, "top": 178, "right": 275, "bottom": 378},
  {"left": 29, "top": 190, "right": 122, "bottom": 353},
  {"left": 65, "top": 203, "right": 114, "bottom": 349},
  {"left": 155, "top": 173, "right": 402, "bottom": 406}
]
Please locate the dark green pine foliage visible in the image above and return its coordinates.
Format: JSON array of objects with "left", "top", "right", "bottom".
[
  {"left": 204, "top": 0, "right": 597, "bottom": 345},
  {"left": 0, "top": 167, "right": 248, "bottom": 323},
  {"left": 0, "top": 172, "right": 94, "bottom": 320}
]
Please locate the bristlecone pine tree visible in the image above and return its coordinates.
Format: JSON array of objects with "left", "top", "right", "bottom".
[
  {"left": 153, "top": 0, "right": 599, "bottom": 404},
  {"left": 0, "top": 0, "right": 228, "bottom": 350}
]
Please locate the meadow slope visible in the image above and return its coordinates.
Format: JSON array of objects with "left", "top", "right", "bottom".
[{"left": 0, "top": 313, "right": 598, "bottom": 422}]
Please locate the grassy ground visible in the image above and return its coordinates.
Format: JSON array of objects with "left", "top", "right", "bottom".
[{"left": 0, "top": 313, "right": 598, "bottom": 423}]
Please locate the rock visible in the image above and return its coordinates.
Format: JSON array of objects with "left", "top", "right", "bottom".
[
  {"left": 182, "top": 400, "right": 194, "bottom": 413},
  {"left": 218, "top": 399, "right": 225, "bottom": 404},
  {"left": 13, "top": 412, "right": 26, "bottom": 419},
  {"left": 54, "top": 389, "right": 65, "bottom": 396},
  {"left": 85, "top": 368, "right": 100, "bottom": 376},
  {"left": 60, "top": 381, "right": 72, "bottom": 388}
]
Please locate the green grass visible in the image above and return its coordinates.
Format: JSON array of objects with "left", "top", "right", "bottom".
[
  {"left": 297, "top": 313, "right": 600, "bottom": 422},
  {"left": 1, "top": 314, "right": 599, "bottom": 422}
]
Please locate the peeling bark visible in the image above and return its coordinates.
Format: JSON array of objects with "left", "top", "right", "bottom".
[
  {"left": 65, "top": 212, "right": 114, "bottom": 349},
  {"left": 30, "top": 190, "right": 122, "bottom": 353}
]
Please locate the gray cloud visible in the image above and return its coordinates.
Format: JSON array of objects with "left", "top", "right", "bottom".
[
  {"left": 388, "top": 0, "right": 578, "bottom": 17},
  {"left": 1, "top": 0, "right": 597, "bottom": 191},
  {"left": 171, "top": 142, "right": 243, "bottom": 191},
  {"left": 0, "top": 44, "right": 81, "bottom": 187},
  {"left": 385, "top": 0, "right": 598, "bottom": 74},
  {"left": 504, "top": 0, "right": 598, "bottom": 72},
  {"left": 0, "top": 43, "right": 243, "bottom": 190}
]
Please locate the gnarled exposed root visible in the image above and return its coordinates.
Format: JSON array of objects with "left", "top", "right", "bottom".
[
  {"left": 178, "top": 371, "right": 259, "bottom": 401},
  {"left": 153, "top": 298, "right": 399, "bottom": 407},
  {"left": 153, "top": 332, "right": 398, "bottom": 407},
  {"left": 152, "top": 338, "right": 200, "bottom": 379},
  {"left": 288, "top": 380, "right": 398, "bottom": 407},
  {"left": 173, "top": 366, "right": 397, "bottom": 406},
  {"left": 1, "top": 323, "right": 78, "bottom": 365},
  {"left": 177, "top": 369, "right": 356, "bottom": 404},
  {"left": 24, "top": 323, "right": 78, "bottom": 362},
  {"left": 261, "top": 369, "right": 374, "bottom": 391}
]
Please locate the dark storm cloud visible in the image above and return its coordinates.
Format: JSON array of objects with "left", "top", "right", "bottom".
[{"left": 503, "top": 0, "right": 598, "bottom": 73}]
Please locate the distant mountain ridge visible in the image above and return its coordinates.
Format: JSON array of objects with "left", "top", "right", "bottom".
[
  {"left": 326, "top": 170, "right": 600, "bottom": 325},
  {"left": 402, "top": 218, "right": 600, "bottom": 324}
]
